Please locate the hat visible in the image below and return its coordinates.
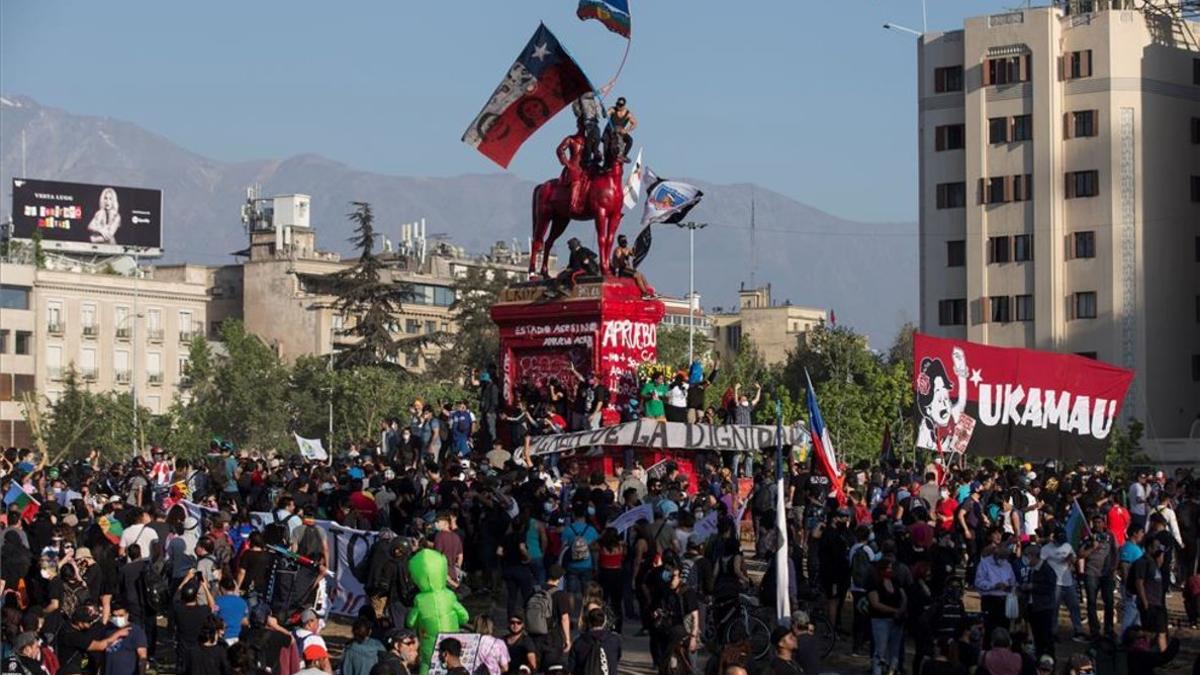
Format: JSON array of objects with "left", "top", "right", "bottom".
[
  {"left": 108, "top": 495, "right": 122, "bottom": 504},
  {"left": 790, "top": 610, "right": 810, "bottom": 627},
  {"left": 47, "top": 467, "right": 60, "bottom": 479},
  {"left": 12, "top": 632, "right": 37, "bottom": 651},
  {"left": 74, "top": 547, "right": 94, "bottom": 562},
  {"left": 299, "top": 608, "right": 319, "bottom": 624},
  {"left": 770, "top": 626, "right": 791, "bottom": 646},
  {"left": 303, "top": 644, "right": 329, "bottom": 661},
  {"left": 1037, "top": 655, "right": 1055, "bottom": 669}
]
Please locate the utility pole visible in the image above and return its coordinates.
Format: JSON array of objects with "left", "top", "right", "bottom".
[{"left": 674, "top": 221, "right": 707, "bottom": 364}]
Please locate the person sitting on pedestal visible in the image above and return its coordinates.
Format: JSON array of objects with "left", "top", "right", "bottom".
[
  {"left": 547, "top": 237, "right": 599, "bottom": 297},
  {"left": 611, "top": 234, "right": 655, "bottom": 299}
]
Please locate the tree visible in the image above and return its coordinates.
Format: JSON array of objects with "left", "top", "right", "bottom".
[
  {"left": 1106, "top": 418, "right": 1147, "bottom": 482},
  {"left": 433, "top": 266, "right": 508, "bottom": 375},
  {"left": 653, "top": 326, "right": 704, "bottom": 372},
  {"left": 320, "top": 202, "right": 419, "bottom": 369}
]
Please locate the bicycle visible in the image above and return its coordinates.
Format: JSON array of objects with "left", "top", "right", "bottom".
[
  {"left": 795, "top": 585, "right": 837, "bottom": 658},
  {"left": 702, "top": 593, "right": 773, "bottom": 660}
]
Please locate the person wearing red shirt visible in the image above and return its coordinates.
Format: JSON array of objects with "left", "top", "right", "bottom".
[
  {"left": 347, "top": 481, "right": 379, "bottom": 525},
  {"left": 1107, "top": 500, "right": 1131, "bottom": 548},
  {"left": 936, "top": 489, "right": 959, "bottom": 534}
]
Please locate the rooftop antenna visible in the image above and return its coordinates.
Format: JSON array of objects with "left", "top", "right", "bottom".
[{"left": 749, "top": 189, "right": 757, "bottom": 289}]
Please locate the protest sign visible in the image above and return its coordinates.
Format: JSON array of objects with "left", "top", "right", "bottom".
[
  {"left": 428, "top": 633, "right": 484, "bottom": 675},
  {"left": 527, "top": 420, "right": 807, "bottom": 456},
  {"left": 608, "top": 504, "right": 653, "bottom": 534}
]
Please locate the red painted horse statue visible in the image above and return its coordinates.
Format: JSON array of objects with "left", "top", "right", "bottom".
[{"left": 529, "top": 134, "right": 624, "bottom": 279}]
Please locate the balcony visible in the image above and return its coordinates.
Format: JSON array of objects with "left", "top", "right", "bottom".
[
  {"left": 82, "top": 324, "right": 99, "bottom": 339},
  {"left": 179, "top": 329, "right": 197, "bottom": 343},
  {"left": 147, "top": 328, "right": 164, "bottom": 343},
  {"left": 48, "top": 366, "right": 63, "bottom": 381},
  {"left": 147, "top": 373, "right": 164, "bottom": 386},
  {"left": 115, "top": 370, "right": 132, "bottom": 385},
  {"left": 116, "top": 327, "right": 132, "bottom": 341},
  {"left": 81, "top": 368, "right": 98, "bottom": 382},
  {"left": 178, "top": 376, "right": 193, "bottom": 390},
  {"left": 47, "top": 321, "right": 65, "bottom": 335}
]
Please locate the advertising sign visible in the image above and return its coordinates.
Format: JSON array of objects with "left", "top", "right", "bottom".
[
  {"left": 10, "top": 178, "right": 163, "bottom": 253},
  {"left": 912, "top": 333, "right": 1134, "bottom": 462}
]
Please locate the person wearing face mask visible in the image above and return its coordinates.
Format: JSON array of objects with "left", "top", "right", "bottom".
[
  {"left": 648, "top": 565, "right": 700, "bottom": 671},
  {"left": 974, "top": 543, "right": 1016, "bottom": 648},
  {"left": 100, "top": 606, "right": 148, "bottom": 675},
  {"left": 1041, "top": 526, "right": 1086, "bottom": 642},
  {"left": 58, "top": 603, "right": 130, "bottom": 675},
  {"left": 1020, "top": 544, "right": 1058, "bottom": 659}
]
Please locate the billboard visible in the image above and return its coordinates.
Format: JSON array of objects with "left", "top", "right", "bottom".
[
  {"left": 912, "top": 333, "right": 1135, "bottom": 462},
  {"left": 10, "top": 178, "right": 162, "bottom": 254}
]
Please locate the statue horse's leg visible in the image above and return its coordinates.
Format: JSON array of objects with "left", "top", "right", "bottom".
[
  {"left": 529, "top": 184, "right": 550, "bottom": 278},
  {"left": 542, "top": 215, "right": 570, "bottom": 279}
]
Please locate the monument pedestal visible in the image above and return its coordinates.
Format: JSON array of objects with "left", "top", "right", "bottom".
[{"left": 490, "top": 277, "right": 665, "bottom": 412}]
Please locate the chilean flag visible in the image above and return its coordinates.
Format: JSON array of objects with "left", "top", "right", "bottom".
[
  {"left": 805, "top": 369, "right": 845, "bottom": 504},
  {"left": 462, "top": 23, "right": 595, "bottom": 168}
]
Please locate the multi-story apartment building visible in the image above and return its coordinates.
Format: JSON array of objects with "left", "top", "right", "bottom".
[
  {"left": 0, "top": 264, "right": 37, "bottom": 447},
  {"left": 711, "top": 284, "right": 827, "bottom": 366},
  {"left": 917, "top": 1, "right": 1200, "bottom": 438}
]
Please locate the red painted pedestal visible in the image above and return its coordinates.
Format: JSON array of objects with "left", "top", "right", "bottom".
[{"left": 490, "top": 277, "right": 665, "bottom": 411}]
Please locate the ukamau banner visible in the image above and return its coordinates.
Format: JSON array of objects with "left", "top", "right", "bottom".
[{"left": 912, "top": 333, "right": 1134, "bottom": 462}]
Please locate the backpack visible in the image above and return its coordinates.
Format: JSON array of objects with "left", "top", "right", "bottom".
[
  {"left": 851, "top": 545, "right": 874, "bottom": 589},
  {"left": 141, "top": 557, "right": 172, "bottom": 612},
  {"left": 679, "top": 556, "right": 700, "bottom": 594},
  {"left": 567, "top": 525, "right": 591, "bottom": 563},
  {"left": 60, "top": 580, "right": 88, "bottom": 618},
  {"left": 454, "top": 412, "right": 472, "bottom": 435},
  {"left": 296, "top": 525, "right": 324, "bottom": 561},
  {"left": 264, "top": 512, "right": 292, "bottom": 548},
  {"left": 525, "top": 588, "right": 554, "bottom": 635},
  {"left": 581, "top": 634, "right": 611, "bottom": 675},
  {"left": 754, "top": 485, "right": 775, "bottom": 513}
]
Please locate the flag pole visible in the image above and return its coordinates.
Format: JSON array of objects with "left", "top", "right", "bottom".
[
  {"left": 599, "top": 32, "right": 632, "bottom": 97},
  {"left": 774, "top": 399, "right": 790, "bottom": 625}
]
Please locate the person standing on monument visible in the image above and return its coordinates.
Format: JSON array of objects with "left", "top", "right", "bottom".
[{"left": 606, "top": 97, "right": 636, "bottom": 163}]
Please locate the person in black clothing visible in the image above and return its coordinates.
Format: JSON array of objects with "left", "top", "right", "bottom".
[
  {"left": 503, "top": 612, "right": 539, "bottom": 675},
  {"left": 188, "top": 615, "right": 231, "bottom": 675},
  {"left": 648, "top": 564, "right": 700, "bottom": 670},
  {"left": 117, "top": 543, "right": 156, "bottom": 658},
  {"left": 499, "top": 513, "right": 535, "bottom": 620},
  {"left": 58, "top": 604, "right": 129, "bottom": 675},
  {"left": 548, "top": 238, "right": 599, "bottom": 297},
  {"left": 4, "top": 631, "right": 47, "bottom": 675},
  {"left": 239, "top": 604, "right": 291, "bottom": 675},
  {"left": 478, "top": 370, "right": 500, "bottom": 451},
  {"left": 567, "top": 607, "right": 621, "bottom": 675},
  {"left": 173, "top": 571, "right": 216, "bottom": 672},
  {"left": 234, "top": 531, "right": 271, "bottom": 599}
]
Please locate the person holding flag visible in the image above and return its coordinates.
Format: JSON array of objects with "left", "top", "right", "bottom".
[{"left": 804, "top": 370, "right": 844, "bottom": 505}]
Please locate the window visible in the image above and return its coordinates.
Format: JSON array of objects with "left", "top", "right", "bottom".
[
  {"left": 936, "top": 182, "right": 966, "bottom": 209},
  {"left": 1067, "top": 110, "right": 1098, "bottom": 138},
  {"left": 990, "top": 296, "right": 1012, "bottom": 323},
  {"left": 114, "top": 350, "right": 131, "bottom": 384},
  {"left": 984, "top": 55, "right": 1030, "bottom": 86},
  {"left": 0, "top": 285, "right": 30, "bottom": 310},
  {"left": 1014, "top": 234, "right": 1033, "bottom": 261},
  {"left": 938, "top": 299, "right": 967, "bottom": 326},
  {"left": 405, "top": 319, "right": 419, "bottom": 334},
  {"left": 47, "top": 303, "right": 63, "bottom": 333},
  {"left": 147, "top": 309, "right": 162, "bottom": 341},
  {"left": 81, "top": 304, "right": 97, "bottom": 336},
  {"left": 935, "top": 124, "right": 965, "bottom": 151},
  {"left": 727, "top": 324, "right": 742, "bottom": 352},
  {"left": 1065, "top": 49, "right": 1093, "bottom": 79},
  {"left": 1192, "top": 175, "right": 1200, "bottom": 202},
  {"left": 988, "top": 236, "right": 1011, "bottom": 263},
  {"left": 1072, "top": 291, "right": 1098, "bottom": 319},
  {"left": 0, "top": 330, "right": 7, "bottom": 353},
  {"left": 46, "top": 345, "right": 62, "bottom": 380},
  {"left": 987, "top": 177, "right": 1007, "bottom": 204},
  {"left": 179, "top": 310, "right": 194, "bottom": 339},
  {"left": 410, "top": 284, "right": 456, "bottom": 307},
  {"left": 147, "top": 352, "right": 163, "bottom": 385},
  {"left": 1073, "top": 231, "right": 1096, "bottom": 259},
  {"left": 947, "top": 240, "right": 966, "bottom": 267},
  {"left": 15, "top": 331, "right": 31, "bottom": 355},
  {"left": 934, "top": 66, "right": 963, "bottom": 93},
  {"left": 989, "top": 117, "right": 1009, "bottom": 144},
  {"left": 146, "top": 395, "right": 162, "bottom": 415},
  {"left": 1012, "top": 174, "right": 1033, "bottom": 202},
  {"left": 1065, "top": 170, "right": 1099, "bottom": 198},
  {"left": 425, "top": 321, "right": 437, "bottom": 335},
  {"left": 1011, "top": 115, "right": 1032, "bottom": 141},
  {"left": 115, "top": 306, "right": 131, "bottom": 338},
  {"left": 80, "top": 348, "right": 97, "bottom": 381},
  {"left": 1015, "top": 294, "right": 1034, "bottom": 321},
  {"left": 1192, "top": 117, "right": 1200, "bottom": 144}
]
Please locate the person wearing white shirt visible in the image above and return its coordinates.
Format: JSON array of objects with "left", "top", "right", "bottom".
[
  {"left": 1128, "top": 473, "right": 1150, "bottom": 529},
  {"left": 1041, "top": 529, "right": 1086, "bottom": 640},
  {"left": 119, "top": 510, "right": 159, "bottom": 556}
]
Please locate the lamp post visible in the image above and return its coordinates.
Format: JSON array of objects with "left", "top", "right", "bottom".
[
  {"left": 674, "top": 221, "right": 707, "bottom": 364},
  {"left": 882, "top": 22, "right": 923, "bottom": 37}
]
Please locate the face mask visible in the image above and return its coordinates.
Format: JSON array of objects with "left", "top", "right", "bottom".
[
  {"left": 587, "top": 506, "right": 596, "bottom": 517},
  {"left": 661, "top": 569, "right": 673, "bottom": 582},
  {"left": 544, "top": 502, "right": 554, "bottom": 513},
  {"left": 111, "top": 616, "right": 128, "bottom": 628}
]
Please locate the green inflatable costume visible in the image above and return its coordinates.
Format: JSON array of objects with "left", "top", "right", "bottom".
[{"left": 406, "top": 548, "right": 469, "bottom": 670}]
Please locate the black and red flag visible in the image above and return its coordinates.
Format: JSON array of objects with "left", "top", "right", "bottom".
[{"left": 912, "top": 333, "right": 1134, "bottom": 462}]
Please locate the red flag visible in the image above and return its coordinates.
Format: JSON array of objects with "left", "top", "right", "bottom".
[{"left": 462, "top": 23, "right": 595, "bottom": 168}]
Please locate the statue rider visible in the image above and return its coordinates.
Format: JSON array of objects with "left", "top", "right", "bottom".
[
  {"left": 556, "top": 121, "right": 587, "bottom": 214},
  {"left": 605, "top": 97, "right": 637, "bottom": 163}
]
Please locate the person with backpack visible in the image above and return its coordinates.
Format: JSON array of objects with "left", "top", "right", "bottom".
[
  {"left": 1080, "top": 512, "right": 1118, "bottom": 640},
  {"left": 291, "top": 512, "right": 329, "bottom": 565},
  {"left": 847, "top": 525, "right": 879, "bottom": 656},
  {"left": 525, "top": 564, "right": 572, "bottom": 672},
  {"left": 566, "top": 607, "right": 621, "bottom": 675},
  {"left": 560, "top": 504, "right": 599, "bottom": 598}
]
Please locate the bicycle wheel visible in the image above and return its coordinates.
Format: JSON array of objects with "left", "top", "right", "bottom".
[
  {"left": 724, "top": 613, "right": 772, "bottom": 661},
  {"left": 812, "top": 616, "right": 836, "bottom": 657}
]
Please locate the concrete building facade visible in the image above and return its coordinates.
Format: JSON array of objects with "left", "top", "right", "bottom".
[
  {"left": 917, "top": 2, "right": 1200, "bottom": 438},
  {"left": 711, "top": 284, "right": 827, "bottom": 366}
]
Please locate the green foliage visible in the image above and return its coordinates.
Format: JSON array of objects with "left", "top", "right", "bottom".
[
  {"left": 31, "top": 229, "right": 46, "bottom": 269},
  {"left": 1105, "top": 418, "right": 1147, "bottom": 482},
  {"left": 655, "top": 326, "right": 711, "bottom": 372},
  {"left": 433, "top": 266, "right": 508, "bottom": 374},
  {"left": 321, "top": 202, "right": 420, "bottom": 369},
  {"left": 39, "top": 366, "right": 152, "bottom": 463}
]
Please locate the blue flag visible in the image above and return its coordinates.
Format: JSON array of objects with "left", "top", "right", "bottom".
[{"left": 577, "top": 0, "right": 631, "bottom": 38}]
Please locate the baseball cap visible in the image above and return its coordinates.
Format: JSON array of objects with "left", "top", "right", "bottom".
[
  {"left": 770, "top": 626, "right": 791, "bottom": 646},
  {"left": 13, "top": 632, "right": 37, "bottom": 651},
  {"left": 303, "top": 644, "right": 329, "bottom": 661}
]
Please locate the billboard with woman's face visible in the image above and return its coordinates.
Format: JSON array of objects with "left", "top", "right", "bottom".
[{"left": 10, "top": 178, "right": 163, "bottom": 254}]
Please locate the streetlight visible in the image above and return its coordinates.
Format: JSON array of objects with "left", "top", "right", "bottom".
[
  {"left": 883, "top": 22, "right": 923, "bottom": 37},
  {"left": 674, "top": 221, "right": 707, "bottom": 364}
]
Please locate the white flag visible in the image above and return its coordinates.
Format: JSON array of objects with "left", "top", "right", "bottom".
[
  {"left": 640, "top": 178, "right": 703, "bottom": 226},
  {"left": 622, "top": 147, "right": 644, "bottom": 209},
  {"left": 294, "top": 433, "right": 328, "bottom": 461}
]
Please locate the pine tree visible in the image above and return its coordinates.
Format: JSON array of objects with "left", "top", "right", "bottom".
[{"left": 321, "top": 202, "right": 418, "bottom": 369}]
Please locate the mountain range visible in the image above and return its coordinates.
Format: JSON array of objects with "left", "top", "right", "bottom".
[{"left": 0, "top": 95, "right": 917, "bottom": 347}]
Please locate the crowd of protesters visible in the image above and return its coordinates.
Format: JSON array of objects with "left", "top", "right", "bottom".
[{"left": 0, "top": 359, "right": 1196, "bottom": 675}]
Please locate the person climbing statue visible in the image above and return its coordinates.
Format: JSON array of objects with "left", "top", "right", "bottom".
[
  {"left": 572, "top": 92, "right": 605, "bottom": 171},
  {"left": 606, "top": 96, "right": 637, "bottom": 163},
  {"left": 557, "top": 121, "right": 588, "bottom": 214}
]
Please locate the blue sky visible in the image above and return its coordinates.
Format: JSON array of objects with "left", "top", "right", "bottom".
[{"left": 1, "top": 0, "right": 1005, "bottom": 223}]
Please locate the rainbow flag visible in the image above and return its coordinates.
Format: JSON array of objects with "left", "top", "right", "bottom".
[
  {"left": 1065, "top": 498, "right": 1091, "bottom": 549},
  {"left": 3, "top": 484, "right": 39, "bottom": 523},
  {"left": 98, "top": 515, "right": 124, "bottom": 545},
  {"left": 577, "top": 0, "right": 631, "bottom": 38}
]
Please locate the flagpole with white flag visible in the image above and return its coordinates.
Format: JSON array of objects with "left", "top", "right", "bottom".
[
  {"left": 774, "top": 399, "right": 791, "bottom": 625},
  {"left": 622, "top": 147, "right": 644, "bottom": 209}
]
